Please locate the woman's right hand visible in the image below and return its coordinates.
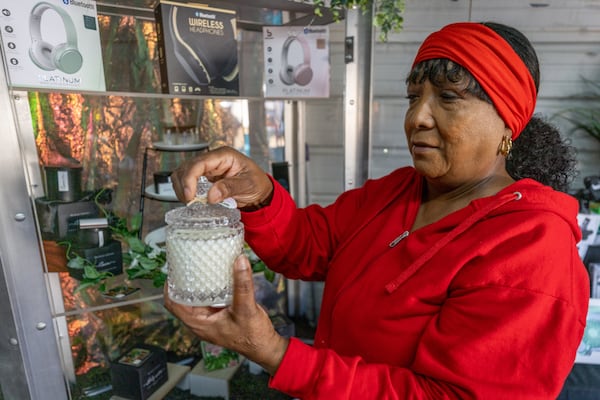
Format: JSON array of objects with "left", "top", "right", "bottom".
[{"left": 170, "top": 146, "right": 274, "bottom": 209}]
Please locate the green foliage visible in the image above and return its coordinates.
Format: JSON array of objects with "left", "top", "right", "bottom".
[
  {"left": 243, "top": 243, "right": 275, "bottom": 282},
  {"left": 61, "top": 189, "right": 167, "bottom": 294},
  {"left": 201, "top": 340, "right": 242, "bottom": 372},
  {"left": 104, "top": 209, "right": 168, "bottom": 289},
  {"left": 62, "top": 241, "right": 114, "bottom": 294},
  {"left": 554, "top": 77, "right": 600, "bottom": 143},
  {"left": 122, "top": 234, "right": 167, "bottom": 288},
  {"left": 250, "top": 259, "right": 275, "bottom": 282},
  {"left": 561, "top": 109, "right": 600, "bottom": 142},
  {"left": 312, "top": 0, "right": 405, "bottom": 41}
]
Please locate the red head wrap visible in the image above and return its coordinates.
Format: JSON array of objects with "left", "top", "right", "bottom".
[{"left": 412, "top": 22, "right": 537, "bottom": 140}]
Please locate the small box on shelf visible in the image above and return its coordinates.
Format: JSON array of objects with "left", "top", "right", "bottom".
[
  {"left": 153, "top": 171, "right": 173, "bottom": 196},
  {"left": 110, "top": 344, "right": 169, "bottom": 400},
  {"left": 200, "top": 341, "right": 241, "bottom": 372},
  {"left": 35, "top": 197, "right": 99, "bottom": 241},
  {"left": 67, "top": 240, "right": 123, "bottom": 280},
  {"left": 189, "top": 356, "right": 245, "bottom": 400}
]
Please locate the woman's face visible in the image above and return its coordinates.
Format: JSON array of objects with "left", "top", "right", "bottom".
[{"left": 404, "top": 77, "right": 511, "bottom": 190}]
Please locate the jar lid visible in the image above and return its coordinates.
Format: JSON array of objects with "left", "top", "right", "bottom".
[
  {"left": 164, "top": 176, "right": 240, "bottom": 228},
  {"left": 165, "top": 201, "right": 240, "bottom": 228}
]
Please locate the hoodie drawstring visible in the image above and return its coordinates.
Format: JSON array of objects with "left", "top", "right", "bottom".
[{"left": 385, "top": 192, "right": 522, "bottom": 293}]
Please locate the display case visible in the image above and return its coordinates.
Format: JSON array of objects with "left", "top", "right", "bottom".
[{"left": 0, "top": 1, "right": 340, "bottom": 398}]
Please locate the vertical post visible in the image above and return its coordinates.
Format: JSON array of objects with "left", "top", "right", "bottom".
[
  {"left": 283, "top": 99, "right": 308, "bottom": 317},
  {"left": 344, "top": 6, "right": 373, "bottom": 191},
  {"left": 0, "top": 85, "right": 68, "bottom": 399},
  {"left": 283, "top": 100, "right": 308, "bottom": 208}
]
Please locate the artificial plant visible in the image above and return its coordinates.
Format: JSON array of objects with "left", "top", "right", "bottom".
[
  {"left": 313, "top": 0, "right": 405, "bottom": 41},
  {"left": 554, "top": 77, "right": 600, "bottom": 143},
  {"left": 61, "top": 189, "right": 167, "bottom": 293}
]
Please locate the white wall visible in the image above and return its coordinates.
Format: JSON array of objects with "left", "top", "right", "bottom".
[
  {"left": 372, "top": 0, "right": 600, "bottom": 187},
  {"left": 305, "top": 0, "right": 600, "bottom": 207}
]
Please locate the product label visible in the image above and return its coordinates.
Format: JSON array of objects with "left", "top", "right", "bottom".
[
  {"left": 119, "top": 348, "right": 151, "bottom": 366},
  {"left": 0, "top": 0, "right": 106, "bottom": 91},
  {"left": 219, "top": 197, "right": 237, "bottom": 209},
  {"left": 158, "top": 181, "right": 174, "bottom": 195},
  {"left": 57, "top": 170, "right": 69, "bottom": 192}
]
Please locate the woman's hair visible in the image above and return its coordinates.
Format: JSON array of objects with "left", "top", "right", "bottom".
[
  {"left": 507, "top": 114, "right": 578, "bottom": 192},
  {"left": 407, "top": 22, "right": 578, "bottom": 192}
]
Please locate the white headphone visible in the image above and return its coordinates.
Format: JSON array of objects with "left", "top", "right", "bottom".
[
  {"left": 29, "top": 2, "right": 83, "bottom": 74},
  {"left": 279, "top": 35, "right": 313, "bottom": 86}
]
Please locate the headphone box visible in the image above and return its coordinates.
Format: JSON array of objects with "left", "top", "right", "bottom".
[
  {"left": 262, "top": 25, "right": 330, "bottom": 98},
  {"left": 110, "top": 344, "right": 168, "bottom": 400},
  {"left": 0, "top": 0, "right": 105, "bottom": 91},
  {"left": 35, "top": 196, "right": 99, "bottom": 241},
  {"left": 154, "top": 0, "right": 239, "bottom": 96}
]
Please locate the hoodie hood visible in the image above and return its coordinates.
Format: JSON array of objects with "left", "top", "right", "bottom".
[{"left": 484, "top": 178, "right": 582, "bottom": 242}]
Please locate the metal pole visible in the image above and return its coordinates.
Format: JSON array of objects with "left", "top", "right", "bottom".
[{"left": 344, "top": 6, "right": 373, "bottom": 191}]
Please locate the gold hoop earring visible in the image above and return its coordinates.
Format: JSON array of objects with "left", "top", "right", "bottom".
[{"left": 498, "top": 135, "right": 513, "bottom": 157}]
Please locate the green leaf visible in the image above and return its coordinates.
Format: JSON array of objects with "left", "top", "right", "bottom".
[
  {"left": 129, "top": 212, "right": 143, "bottom": 232},
  {"left": 152, "top": 273, "right": 166, "bottom": 288},
  {"left": 122, "top": 252, "right": 134, "bottom": 265},
  {"left": 83, "top": 265, "right": 101, "bottom": 279},
  {"left": 127, "top": 236, "right": 147, "bottom": 253},
  {"left": 139, "top": 257, "right": 159, "bottom": 270},
  {"left": 128, "top": 268, "right": 150, "bottom": 279},
  {"left": 74, "top": 281, "right": 96, "bottom": 293},
  {"left": 67, "top": 257, "right": 86, "bottom": 270},
  {"left": 251, "top": 260, "right": 266, "bottom": 273},
  {"left": 264, "top": 268, "right": 275, "bottom": 283}
]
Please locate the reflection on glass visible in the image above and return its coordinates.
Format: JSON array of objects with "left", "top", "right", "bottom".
[{"left": 25, "top": 12, "right": 287, "bottom": 391}]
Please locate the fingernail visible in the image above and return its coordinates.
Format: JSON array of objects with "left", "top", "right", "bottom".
[
  {"left": 235, "top": 255, "right": 249, "bottom": 271},
  {"left": 184, "top": 187, "right": 193, "bottom": 200},
  {"left": 212, "top": 187, "right": 223, "bottom": 201}
]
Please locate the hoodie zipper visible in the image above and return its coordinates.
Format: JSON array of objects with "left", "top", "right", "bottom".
[{"left": 389, "top": 231, "right": 410, "bottom": 247}]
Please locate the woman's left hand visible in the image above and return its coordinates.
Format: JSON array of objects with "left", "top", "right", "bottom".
[{"left": 163, "top": 255, "right": 289, "bottom": 375}]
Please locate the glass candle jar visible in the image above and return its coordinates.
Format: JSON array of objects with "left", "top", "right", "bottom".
[{"left": 165, "top": 178, "right": 244, "bottom": 307}]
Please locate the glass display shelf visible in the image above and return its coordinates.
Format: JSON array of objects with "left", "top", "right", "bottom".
[
  {"left": 46, "top": 272, "right": 164, "bottom": 318},
  {"left": 6, "top": 87, "right": 274, "bottom": 101},
  {"left": 144, "top": 185, "right": 178, "bottom": 202},
  {"left": 0, "top": 0, "right": 311, "bottom": 396},
  {"left": 151, "top": 141, "right": 210, "bottom": 152}
]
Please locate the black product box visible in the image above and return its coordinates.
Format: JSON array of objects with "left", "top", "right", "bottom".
[
  {"left": 35, "top": 197, "right": 99, "bottom": 241},
  {"left": 111, "top": 344, "right": 168, "bottom": 400},
  {"left": 68, "top": 240, "right": 123, "bottom": 280},
  {"left": 155, "top": 0, "right": 239, "bottom": 96}
]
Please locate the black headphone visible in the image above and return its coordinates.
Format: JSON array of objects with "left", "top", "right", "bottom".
[
  {"left": 29, "top": 1, "right": 83, "bottom": 74},
  {"left": 168, "top": 4, "right": 238, "bottom": 85},
  {"left": 279, "top": 35, "right": 313, "bottom": 86}
]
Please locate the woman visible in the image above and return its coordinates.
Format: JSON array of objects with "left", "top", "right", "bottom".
[{"left": 167, "top": 22, "right": 589, "bottom": 399}]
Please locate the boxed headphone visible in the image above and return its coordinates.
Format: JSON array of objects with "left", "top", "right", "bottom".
[
  {"left": 0, "top": 0, "right": 105, "bottom": 91},
  {"left": 263, "top": 25, "right": 330, "bottom": 98},
  {"left": 155, "top": 0, "right": 239, "bottom": 96}
]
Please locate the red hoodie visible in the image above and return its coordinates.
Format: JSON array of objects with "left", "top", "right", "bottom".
[{"left": 242, "top": 167, "right": 589, "bottom": 399}]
